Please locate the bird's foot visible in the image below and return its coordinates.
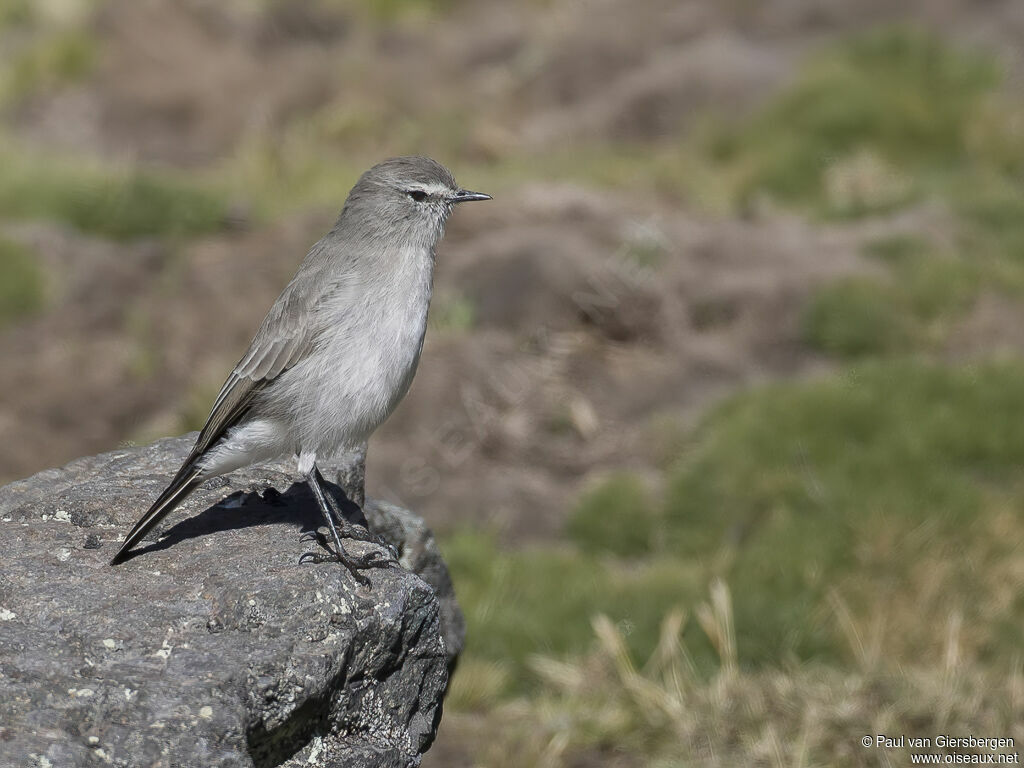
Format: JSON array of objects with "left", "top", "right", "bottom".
[
  {"left": 335, "top": 521, "right": 400, "bottom": 561},
  {"left": 298, "top": 550, "right": 332, "bottom": 565},
  {"left": 299, "top": 546, "right": 393, "bottom": 586},
  {"left": 298, "top": 526, "right": 396, "bottom": 586},
  {"left": 338, "top": 549, "right": 393, "bottom": 586},
  {"left": 299, "top": 526, "right": 396, "bottom": 561}
]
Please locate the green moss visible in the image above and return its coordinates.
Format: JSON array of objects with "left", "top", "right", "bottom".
[
  {"left": 804, "top": 235, "right": 981, "bottom": 359},
  {"left": 701, "top": 27, "right": 1004, "bottom": 215},
  {"left": 60, "top": 173, "right": 228, "bottom": 239},
  {"left": 0, "top": 237, "right": 44, "bottom": 327},
  {"left": 1, "top": 30, "right": 95, "bottom": 103},
  {"left": 862, "top": 234, "right": 932, "bottom": 265},
  {"left": 802, "top": 276, "right": 915, "bottom": 357},
  {"left": 0, "top": 150, "right": 232, "bottom": 239},
  {"left": 351, "top": 0, "right": 455, "bottom": 22},
  {"left": 900, "top": 254, "right": 979, "bottom": 321},
  {"left": 664, "top": 360, "right": 1024, "bottom": 665},
  {"left": 441, "top": 530, "right": 705, "bottom": 686},
  {"left": 451, "top": 361, "right": 1024, "bottom": 679},
  {"left": 952, "top": 177, "right": 1024, "bottom": 291},
  {"left": 178, "top": 380, "right": 223, "bottom": 433},
  {"left": 566, "top": 472, "right": 659, "bottom": 557},
  {"left": 428, "top": 293, "right": 475, "bottom": 334},
  {"left": 0, "top": 0, "right": 33, "bottom": 26}
]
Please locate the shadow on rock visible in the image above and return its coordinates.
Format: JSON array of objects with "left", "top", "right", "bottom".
[{"left": 122, "top": 478, "right": 371, "bottom": 562}]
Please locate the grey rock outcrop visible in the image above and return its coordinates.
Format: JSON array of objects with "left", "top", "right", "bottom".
[{"left": 0, "top": 435, "right": 464, "bottom": 768}]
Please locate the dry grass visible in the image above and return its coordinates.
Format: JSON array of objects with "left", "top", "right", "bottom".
[{"left": 446, "top": 582, "right": 1024, "bottom": 768}]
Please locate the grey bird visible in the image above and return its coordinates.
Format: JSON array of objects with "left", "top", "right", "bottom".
[{"left": 110, "top": 156, "right": 490, "bottom": 579}]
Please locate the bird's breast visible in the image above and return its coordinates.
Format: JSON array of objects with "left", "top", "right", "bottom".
[{"left": 305, "top": 245, "right": 434, "bottom": 445}]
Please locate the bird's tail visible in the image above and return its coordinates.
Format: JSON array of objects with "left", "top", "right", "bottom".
[{"left": 109, "top": 462, "right": 203, "bottom": 565}]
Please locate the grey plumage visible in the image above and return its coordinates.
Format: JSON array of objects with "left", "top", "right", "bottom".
[{"left": 111, "top": 156, "right": 490, "bottom": 570}]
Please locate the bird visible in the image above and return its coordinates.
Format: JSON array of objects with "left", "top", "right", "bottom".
[{"left": 109, "top": 156, "right": 490, "bottom": 581}]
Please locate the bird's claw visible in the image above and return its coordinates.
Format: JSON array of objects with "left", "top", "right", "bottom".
[
  {"left": 338, "top": 549, "right": 394, "bottom": 586},
  {"left": 298, "top": 550, "right": 333, "bottom": 565},
  {"left": 341, "top": 524, "right": 400, "bottom": 561},
  {"left": 373, "top": 536, "right": 400, "bottom": 562},
  {"left": 298, "top": 528, "right": 396, "bottom": 561},
  {"left": 298, "top": 542, "right": 397, "bottom": 586},
  {"left": 351, "top": 549, "right": 393, "bottom": 568},
  {"left": 362, "top": 533, "right": 399, "bottom": 562}
]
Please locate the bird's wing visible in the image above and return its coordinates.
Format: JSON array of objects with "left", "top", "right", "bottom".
[
  {"left": 111, "top": 261, "right": 331, "bottom": 564},
  {"left": 190, "top": 276, "right": 321, "bottom": 460}
]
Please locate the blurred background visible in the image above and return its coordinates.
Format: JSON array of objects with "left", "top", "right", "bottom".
[{"left": 2, "top": 0, "right": 1024, "bottom": 764}]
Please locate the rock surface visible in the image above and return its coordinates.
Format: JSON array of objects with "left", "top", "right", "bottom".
[{"left": 0, "top": 435, "right": 464, "bottom": 768}]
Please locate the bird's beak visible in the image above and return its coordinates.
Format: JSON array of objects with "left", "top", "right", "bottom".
[{"left": 451, "top": 189, "right": 492, "bottom": 204}]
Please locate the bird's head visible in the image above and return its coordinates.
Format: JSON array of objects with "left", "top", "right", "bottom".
[{"left": 341, "top": 156, "right": 490, "bottom": 249}]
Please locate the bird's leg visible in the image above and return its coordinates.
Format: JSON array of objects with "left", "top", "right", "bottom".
[
  {"left": 312, "top": 467, "right": 399, "bottom": 560},
  {"left": 301, "top": 466, "right": 392, "bottom": 584}
]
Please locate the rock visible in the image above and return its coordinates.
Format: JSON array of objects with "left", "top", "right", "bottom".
[{"left": 0, "top": 435, "right": 465, "bottom": 768}]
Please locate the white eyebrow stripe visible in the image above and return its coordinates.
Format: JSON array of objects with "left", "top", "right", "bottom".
[{"left": 408, "top": 182, "right": 454, "bottom": 196}]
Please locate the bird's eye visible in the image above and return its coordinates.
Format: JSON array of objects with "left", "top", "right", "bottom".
[{"left": 408, "top": 190, "right": 428, "bottom": 202}]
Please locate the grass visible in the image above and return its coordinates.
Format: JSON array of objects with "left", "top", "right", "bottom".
[
  {"left": 0, "top": 0, "right": 33, "bottom": 26},
  {"left": 448, "top": 585, "right": 1024, "bottom": 768},
  {"left": 275, "top": 0, "right": 458, "bottom": 22},
  {"left": 0, "top": 29, "right": 95, "bottom": 105},
  {"left": 436, "top": 26, "right": 1024, "bottom": 763},
  {"left": 0, "top": 146, "right": 233, "bottom": 239},
  {"left": 953, "top": 176, "right": 1024, "bottom": 294},
  {"left": 566, "top": 472, "right": 658, "bottom": 557},
  {"left": 177, "top": 378, "right": 224, "bottom": 433},
  {"left": 442, "top": 529, "right": 708, "bottom": 686},
  {"left": 0, "top": 5, "right": 232, "bottom": 242},
  {"left": 768, "top": 30, "right": 1024, "bottom": 359},
  {"left": 0, "top": 0, "right": 102, "bottom": 107},
  {"left": 861, "top": 233, "right": 932, "bottom": 264},
  {"left": 802, "top": 275, "right": 918, "bottom": 357},
  {"left": 802, "top": 190, "right": 1024, "bottom": 361},
  {"left": 428, "top": 292, "right": 476, "bottom": 334},
  {"left": 211, "top": 27, "right": 1024, "bottom": 226},
  {"left": 0, "top": 236, "right": 44, "bottom": 327},
  {"left": 663, "top": 360, "right": 1024, "bottom": 667},
  {"left": 802, "top": 236, "right": 980, "bottom": 358},
  {"left": 2, "top": 20, "right": 1017, "bottom": 243},
  {"left": 445, "top": 359, "right": 1024, "bottom": 701},
  {"left": 692, "top": 27, "right": 1013, "bottom": 216},
  {"left": 350, "top": 0, "right": 456, "bottom": 22}
]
